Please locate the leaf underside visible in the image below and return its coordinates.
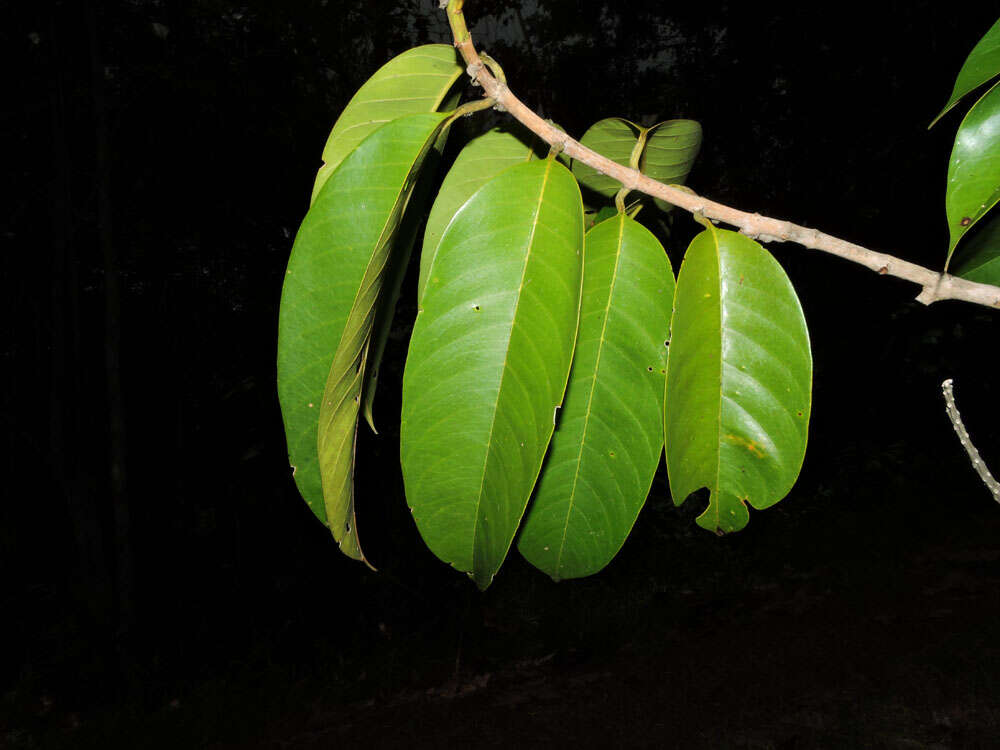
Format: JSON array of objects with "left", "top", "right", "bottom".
[
  {"left": 571, "top": 117, "right": 702, "bottom": 212},
  {"left": 310, "top": 44, "right": 463, "bottom": 203},
  {"left": 518, "top": 214, "right": 675, "bottom": 581},
  {"left": 572, "top": 118, "right": 641, "bottom": 199},
  {"left": 664, "top": 226, "right": 812, "bottom": 534},
  {"left": 401, "top": 159, "right": 584, "bottom": 589},
  {"left": 641, "top": 120, "right": 702, "bottom": 213},
  {"left": 278, "top": 112, "right": 448, "bottom": 562}
]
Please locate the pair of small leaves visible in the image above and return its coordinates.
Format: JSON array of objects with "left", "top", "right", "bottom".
[
  {"left": 571, "top": 117, "right": 702, "bottom": 212},
  {"left": 931, "top": 19, "right": 1000, "bottom": 272},
  {"left": 277, "top": 45, "right": 463, "bottom": 560}
]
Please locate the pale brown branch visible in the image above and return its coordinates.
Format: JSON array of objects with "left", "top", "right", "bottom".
[
  {"left": 942, "top": 379, "right": 1000, "bottom": 504},
  {"left": 444, "top": 1, "right": 1000, "bottom": 310}
]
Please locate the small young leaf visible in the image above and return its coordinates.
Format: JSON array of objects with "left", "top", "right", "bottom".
[
  {"left": 641, "top": 120, "right": 702, "bottom": 213},
  {"left": 945, "top": 80, "right": 1000, "bottom": 267},
  {"left": 401, "top": 159, "right": 584, "bottom": 589},
  {"left": 664, "top": 226, "right": 811, "bottom": 534},
  {"left": 518, "top": 215, "right": 674, "bottom": 581},
  {"left": 951, "top": 208, "right": 1000, "bottom": 286},
  {"left": 572, "top": 117, "right": 642, "bottom": 199},
  {"left": 278, "top": 112, "right": 449, "bottom": 562},
  {"left": 311, "top": 45, "right": 463, "bottom": 203},
  {"left": 930, "top": 17, "right": 1000, "bottom": 127}
]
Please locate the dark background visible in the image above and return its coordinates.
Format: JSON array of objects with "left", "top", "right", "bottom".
[{"left": 4, "top": 1, "right": 999, "bottom": 747}]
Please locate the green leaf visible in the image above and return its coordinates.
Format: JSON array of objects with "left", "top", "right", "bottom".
[
  {"left": 518, "top": 215, "right": 674, "bottom": 580},
  {"left": 572, "top": 118, "right": 642, "bottom": 199},
  {"left": 951, "top": 208, "right": 1000, "bottom": 286},
  {"left": 930, "top": 17, "right": 1000, "bottom": 127},
  {"left": 664, "top": 226, "right": 811, "bottom": 534},
  {"left": 418, "top": 124, "right": 546, "bottom": 303},
  {"left": 401, "top": 159, "right": 584, "bottom": 589},
  {"left": 278, "top": 112, "right": 449, "bottom": 562},
  {"left": 945, "top": 81, "right": 1000, "bottom": 267},
  {"left": 311, "top": 45, "right": 463, "bottom": 203},
  {"left": 361, "top": 128, "right": 451, "bottom": 433},
  {"left": 641, "top": 120, "right": 702, "bottom": 213}
]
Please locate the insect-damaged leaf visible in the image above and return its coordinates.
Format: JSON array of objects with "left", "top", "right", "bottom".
[
  {"left": 945, "top": 81, "right": 1000, "bottom": 267},
  {"left": 278, "top": 112, "right": 449, "bottom": 562},
  {"left": 401, "top": 159, "right": 584, "bottom": 589},
  {"left": 310, "top": 45, "right": 463, "bottom": 203},
  {"left": 518, "top": 214, "right": 674, "bottom": 580},
  {"left": 664, "top": 226, "right": 811, "bottom": 534}
]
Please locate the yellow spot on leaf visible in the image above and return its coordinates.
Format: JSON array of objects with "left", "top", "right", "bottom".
[{"left": 724, "top": 433, "right": 766, "bottom": 458}]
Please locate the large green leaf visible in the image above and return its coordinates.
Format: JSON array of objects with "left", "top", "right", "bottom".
[
  {"left": 310, "top": 45, "right": 463, "bottom": 203},
  {"left": 931, "top": 17, "right": 1000, "bottom": 127},
  {"left": 945, "top": 81, "right": 1000, "bottom": 266},
  {"left": 518, "top": 214, "right": 674, "bottom": 580},
  {"left": 641, "top": 120, "right": 702, "bottom": 213},
  {"left": 951, "top": 208, "right": 1000, "bottom": 286},
  {"left": 664, "top": 226, "right": 811, "bottom": 534},
  {"left": 418, "top": 124, "right": 545, "bottom": 303},
  {"left": 278, "top": 112, "right": 449, "bottom": 561},
  {"left": 572, "top": 118, "right": 642, "bottom": 199},
  {"left": 401, "top": 159, "right": 584, "bottom": 589}
]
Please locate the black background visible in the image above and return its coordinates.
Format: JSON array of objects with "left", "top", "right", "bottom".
[{"left": 4, "top": 1, "right": 999, "bottom": 747}]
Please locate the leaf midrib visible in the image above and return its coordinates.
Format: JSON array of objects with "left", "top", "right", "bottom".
[
  {"left": 469, "top": 160, "right": 553, "bottom": 582},
  {"left": 554, "top": 215, "right": 625, "bottom": 576}
]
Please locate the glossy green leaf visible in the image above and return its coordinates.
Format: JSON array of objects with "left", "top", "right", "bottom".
[
  {"left": 664, "top": 226, "right": 811, "bottom": 534},
  {"left": 641, "top": 120, "right": 703, "bottom": 213},
  {"left": 278, "top": 112, "right": 449, "bottom": 561},
  {"left": 419, "top": 124, "right": 546, "bottom": 303},
  {"left": 930, "top": 17, "right": 1000, "bottom": 127},
  {"left": 518, "top": 215, "right": 674, "bottom": 580},
  {"left": 951, "top": 208, "right": 1000, "bottom": 286},
  {"left": 572, "top": 118, "right": 642, "bottom": 199},
  {"left": 401, "top": 159, "right": 584, "bottom": 589},
  {"left": 945, "top": 81, "right": 1000, "bottom": 266},
  {"left": 310, "top": 45, "right": 463, "bottom": 203}
]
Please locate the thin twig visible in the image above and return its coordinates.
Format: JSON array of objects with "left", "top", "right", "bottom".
[
  {"left": 443, "top": 1, "right": 1000, "bottom": 310},
  {"left": 942, "top": 379, "right": 1000, "bottom": 504}
]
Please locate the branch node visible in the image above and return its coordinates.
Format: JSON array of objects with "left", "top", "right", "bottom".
[
  {"left": 466, "top": 61, "right": 484, "bottom": 86},
  {"left": 490, "top": 81, "right": 510, "bottom": 111}
]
